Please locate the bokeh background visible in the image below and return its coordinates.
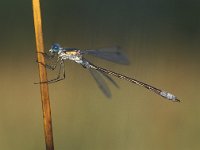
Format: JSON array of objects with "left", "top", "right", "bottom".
[{"left": 0, "top": 0, "right": 200, "bottom": 150}]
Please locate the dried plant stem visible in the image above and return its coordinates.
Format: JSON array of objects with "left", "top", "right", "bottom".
[{"left": 32, "top": 0, "right": 54, "bottom": 150}]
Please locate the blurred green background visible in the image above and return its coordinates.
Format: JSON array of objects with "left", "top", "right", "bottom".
[{"left": 0, "top": 0, "right": 200, "bottom": 150}]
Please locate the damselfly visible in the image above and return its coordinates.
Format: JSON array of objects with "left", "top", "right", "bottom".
[{"left": 35, "top": 43, "right": 180, "bottom": 102}]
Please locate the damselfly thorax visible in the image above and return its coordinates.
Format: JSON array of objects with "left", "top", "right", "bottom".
[{"left": 58, "top": 50, "right": 83, "bottom": 63}]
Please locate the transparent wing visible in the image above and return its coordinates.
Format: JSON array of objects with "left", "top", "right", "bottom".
[
  {"left": 89, "top": 69, "right": 112, "bottom": 98},
  {"left": 100, "top": 72, "right": 119, "bottom": 88},
  {"left": 81, "top": 46, "right": 129, "bottom": 65}
]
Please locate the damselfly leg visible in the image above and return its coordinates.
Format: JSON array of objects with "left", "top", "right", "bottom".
[
  {"left": 35, "top": 51, "right": 66, "bottom": 84},
  {"left": 35, "top": 61, "right": 65, "bottom": 84},
  {"left": 36, "top": 52, "right": 55, "bottom": 59},
  {"left": 46, "top": 61, "right": 65, "bottom": 84},
  {"left": 36, "top": 60, "right": 57, "bottom": 70}
]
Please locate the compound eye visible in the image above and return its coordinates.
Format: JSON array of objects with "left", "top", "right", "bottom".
[{"left": 51, "top": 43, "right": 61, "bottom": 52}]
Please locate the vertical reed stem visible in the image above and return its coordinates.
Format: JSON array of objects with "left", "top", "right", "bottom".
[{"left": 32, "top": 0, "right": 54, "bottom": 149}]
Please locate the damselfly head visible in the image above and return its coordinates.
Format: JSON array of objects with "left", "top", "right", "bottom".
[{"left": 49, "top": 43, "right": 61, "bottom": 53}]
